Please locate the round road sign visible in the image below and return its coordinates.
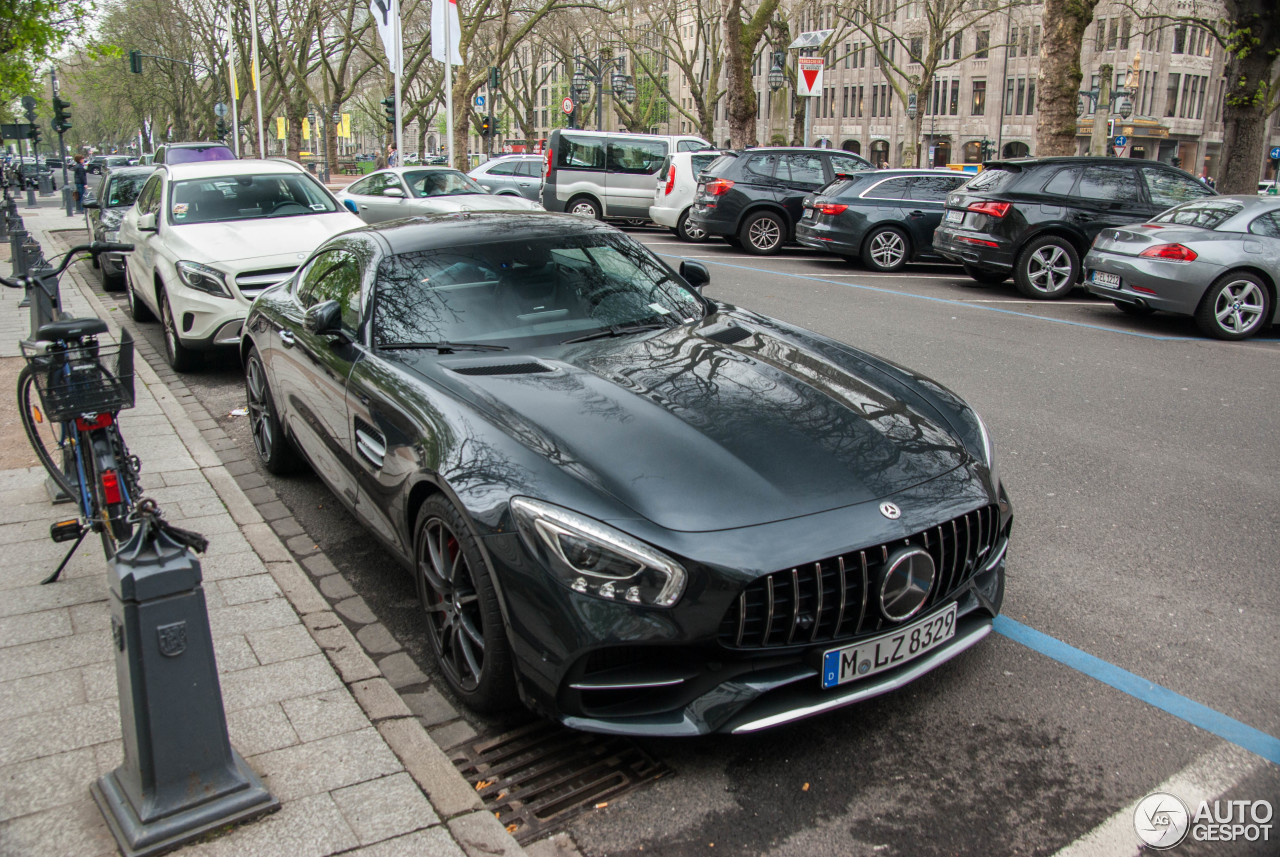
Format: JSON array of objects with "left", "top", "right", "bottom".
[{"left": 561, "top": 96, "right": 574, "bottom": 115}]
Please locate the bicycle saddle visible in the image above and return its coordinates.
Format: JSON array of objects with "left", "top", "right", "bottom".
[{"left": 37, "top": 317, "right": 108, "bottom": 341}]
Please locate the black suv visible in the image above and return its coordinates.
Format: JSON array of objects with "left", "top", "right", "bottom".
[
  {"left": 688, "top": 147, "right": 874, "bottom": 254},
  {"left": 932, "top": 157, "right": 1214, "bottom": 298}
]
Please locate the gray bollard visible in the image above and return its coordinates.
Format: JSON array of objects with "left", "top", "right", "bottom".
[
  {"left": 38, "top": 173, "right": 53, "bottom": 195},
  {"left": 10, "top": 225, "right": 28, "bottom": 279},
  {"left": 92, "top": 501, "right": 278, "bottom": 857}
]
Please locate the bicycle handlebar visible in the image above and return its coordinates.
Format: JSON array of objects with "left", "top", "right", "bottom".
[{"left": 0, "top": 242, "right": 135, "bottom": 289}]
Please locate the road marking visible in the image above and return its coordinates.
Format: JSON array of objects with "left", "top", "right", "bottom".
[
  {"left": 994, "top": 616, "right": 1280, "bottom": 764},
  {"left": 957, "top": 300, "right": 1102, "bottom": 306},
  {"left": 1053, "top": 742, "right": 1264, "bottom": 857}
]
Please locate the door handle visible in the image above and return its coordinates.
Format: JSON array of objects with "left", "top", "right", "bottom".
[
  {"left": 278, "top": 329, "right": 295, "bottom": 347},
  {"left": 909, "top": 210, "right": 925, "bottom": 217}
]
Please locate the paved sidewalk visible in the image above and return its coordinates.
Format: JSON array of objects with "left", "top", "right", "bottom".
[{"left": 0, "top": 196, "right": 530, "bottom": 857}]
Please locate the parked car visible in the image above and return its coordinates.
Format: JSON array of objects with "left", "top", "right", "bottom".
[
  {"left": 650, "top": 149, "right": 723, "bottom": 242},
  {"left": 45, "top": 157, "right": 64, "bottom": 170},
  {"left": 1084, "top": 195, "right": 1280, "bottom": 339},
  {"left": 687, "top": 147, "right": 875, "bottom": 255},
  {"left": 1259, "top": 180, "right": 1277, "bottom": 195},
  {"left": 15, "top": 159, "right": 55, "bottom": 190},
  {"left": 541, "top": 129, "right": 711, "bottom": 220},
  {"left": 153, "top": 142, "right": 236, "bottom": 165},
  {"left": 932, "top": 157, "right": 1216, "bottom": 298},
  {"left": 335, "top": 166, "right": 542, "bottom": 224},
  {"left": 240, "top": 211, "right": 1012, "bottom": 735},
  {"left": 116, "top": 158, "right": 362, "bottom": 370},
  {"left": 82, "top": 165, "right": 154, "bottom": 289},
  {"left": 795, "top": 170, "right": 973, "bottom": 271},
  {"left": 468, "top": 154, "right": 544, "bottom": 202},
  {"left": 88, "top": 155, "right": 133, "bottom": 175}
]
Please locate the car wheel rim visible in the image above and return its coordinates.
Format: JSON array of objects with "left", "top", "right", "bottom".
[
  {"left": 245, "top": 359, "right": 273, "bottom": 460},
  {"left": 1027, "top": 245, "right": 1073, "bottom": 292},
  {"left": 162, "top": 301, "right": 177, "bottom": 359},
  {"left": 870, "top": 231, "right": 906, "bottom": 268},
  {"left": 685, "top": 222, "right": 707, "bottom": 240},
  {"left": 1214, "top": 280, "right": 1265, "bottom": 334},
  {"left": 749, "top": 218, "right": 781, "bottom": 250},
  {"left": 571, "top": 202, "right": 596, "bottom": 217},
  {"left": 127, "top": 283, "right": 135, "bottom": 314},
  {"left": 421, "top": 517, "right": 485, "bottom": 691}
]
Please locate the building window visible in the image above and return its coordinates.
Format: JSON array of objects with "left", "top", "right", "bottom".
[
  {"left": 972, "top": 80, "right": 987, "bottom": 115},
  {"left": 1031, "top": 25, "right": 1040, "bottom": 56},
  {"left": 1173, "top": 25, "right": 1186, "bottom": 54},
  {"left": 845, "top": 42, "right": 851, "bottom": 68},
  {"left": 911, "top": 37, "right": 923, "bottom": 62},
  {"left": 1010, "top": 24, "right": 1020, "bottom": 58},
  {"left": 1026, "top": 80, "right": 1035, "bottom": 115},
  {"left": 949, "top": 80, "right": 959, "bottom": 114},
  {"left": 1165, "top": 73, "right": 1180, "bottom": 116},
  {"left": 1005, "top": 78, "right": 1015, "bottom": 115},
  {"left": 1119, "top": 17, "right": 1130, "bottom": 49},
  {"left": 1107, "top": 18, "right": 1118, "bottom": 50},
  {"left": 1095, "top": 19, "right": 1106, "bottom": 52},
  {"left": 1016, "top": 78, "right": 1026, "bottom": 114},
  {"left": 855, "top": 85, "right": 864, "bottom": 117},
  {"left": 976, "top": 30, "right": 989, "bottom": 59}
]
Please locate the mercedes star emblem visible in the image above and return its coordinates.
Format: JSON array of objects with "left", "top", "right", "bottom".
[
  {"left": 879, "top": 547, "right": 936, "bottom": 622},
  {"left": 879, "top": 502, "right": 901, "bottom": 520}
]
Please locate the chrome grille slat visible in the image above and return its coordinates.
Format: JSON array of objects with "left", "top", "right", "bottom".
[{"left": 718, "top": 505, "right": 1002, "bottom": 650}]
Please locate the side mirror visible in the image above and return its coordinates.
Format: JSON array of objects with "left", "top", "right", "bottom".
[
  {"left": 83, "top": 200, "right": 99, "bottom": 209},
  {"left": 383, "top": 187, "right": 406, "bottom": 198},
  {"left": 137, "top": 212, "right": 157, "bottom": 232},
  {"left": 679, "top": 260, "right": 711, "bottom": 290},
  {"left": 304, "top": 300, "right": 345, "bottom": 338},
  {"left": 342, "top": 199, "right": 359, "bottom": 214}
]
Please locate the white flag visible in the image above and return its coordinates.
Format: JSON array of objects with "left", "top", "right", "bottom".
[
  {"left": 431, "top": 0, "right": 461, "bottom": 66},
  {"left": 370, "top": 0, "right": 402, "bottom": 75}
]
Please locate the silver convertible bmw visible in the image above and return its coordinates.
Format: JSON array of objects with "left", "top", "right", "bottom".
[
  {"left": 1084, "top": 195, "right": 1280, "bottom": 340},
  {"left": 241, "top": 212, "right": 1012, "bottom": 735}
]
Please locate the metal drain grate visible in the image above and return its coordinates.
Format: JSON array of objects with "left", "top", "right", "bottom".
[{"left": 448, "top": 720, "right": 671, "bottom": 843}]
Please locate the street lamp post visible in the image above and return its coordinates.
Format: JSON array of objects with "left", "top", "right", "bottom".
[
  {"left": 572, "top": 54, "right": 635, "bottom": 132},
  {"left": 1079, "top": 61, "right": 1136, "bottom": 157},
  {"left": 907, "top": 93, "right": 918, "bottom": 169}
]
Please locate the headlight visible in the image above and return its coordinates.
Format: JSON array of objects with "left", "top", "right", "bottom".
[
  {"left": 510, "top": 497, "right": 687, "bottom": 607},
  {"left": 176, "top": 261, "right": 232, "bottom": 298}
]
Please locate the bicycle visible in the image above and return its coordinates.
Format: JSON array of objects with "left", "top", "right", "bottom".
[{"left": 2, "top": 241, "right": 142, "bottom": 582}]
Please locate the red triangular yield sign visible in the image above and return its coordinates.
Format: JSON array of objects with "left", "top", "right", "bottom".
[{"left": 802, "top": 68, "right": 820, "bottom": 92}]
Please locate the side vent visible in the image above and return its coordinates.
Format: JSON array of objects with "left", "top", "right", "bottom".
[
  {"left": 450, "top": 362, "right": 553, "bottom": 376},
  {"left": 703, "top": 326, "right": 751, "bottom": 346}
]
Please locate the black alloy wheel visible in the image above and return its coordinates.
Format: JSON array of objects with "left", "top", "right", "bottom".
[
  {"left": 158, "top": 286, "right": 199, "bottom": 371},
  {"left": 1014, "top": 236, "right": 1080, "bottom": 300},
  {"left": 415, "top": 495, "right": 516, "bottom": 712},
  {"left": 1194, "top": 272, "right": 1271, "bottom": 340},
  {"left": 244, "top": 349, "right": 299, "bottom": 474},
  {"left": 861, "top": 225, "right": 910, "bottom": 272},
  {"left": 739, "top": 211, "right": 786, "bottom": 255},
  {"left": 126, "top": 271, "right": 153, "bottom": 321},
  {"left": 675, "top": 210, "right": 708, "bottom": 242}
]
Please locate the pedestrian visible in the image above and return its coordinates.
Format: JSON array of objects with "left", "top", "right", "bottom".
[
  {"left": 73, "top": 154, "right": 88, "bottom": 214},
  {"left": 374, "top": 148, "right": 388, "bottom": 170},
  {"left": 387, "top": 144, "right": 398, "bottom": 167}
]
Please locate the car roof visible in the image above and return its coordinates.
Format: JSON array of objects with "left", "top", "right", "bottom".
[
  {"left": 359, "top": 211, "right": 617, "bottom": 256},
  {"left": 983, "top": 156, "right": 1179, "bottom": 169},
  {"left": 161, "top": 158, "right": 306, "bottom": 179},
  {"left": 160, "top": 142, "right": 232, "bottom": 149},
  {"left": 104, "top": 166, "right": 156, "bottom": 178}
]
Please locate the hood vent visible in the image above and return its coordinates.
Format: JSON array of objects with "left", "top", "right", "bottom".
[
  {"left": 703, "top": 325, "right": 752, "bottom": 346},
  {"left": 450, "top": 361, "right": 553, "bottom": 376}
]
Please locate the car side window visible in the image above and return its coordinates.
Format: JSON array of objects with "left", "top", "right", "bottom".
[
  {"left": 909, "top": 175, "right": 965, "bottom": 201},
  {"left": 348, "top": 174, "right": 379, "bottom": 195},
  {"left": 557, "top": 135, "right": 606, "bottom": 170},
  {"left": 136, "top": 175, "right": 163, "bottom": 215},
  {"left": 777, "top": 153, "right": 826, "bottom": 187},
  {"left": 1042, "top": 168, "right": 1081, "bottom": 197},
  {"left": 676, "top": 140, "right": 703, "bottom": 152},
  {"left": 742, "top": 154, "right": 779, "bottom": 180},
  {"left": 1248, "top": 211, "right": 1280, "bottom": 238},
  {"left": 1077, "top": 166, "right": 1141, "bottom": 203},
  {"left": 516, "top": 160, "right": 541, "bottom": 178},
  {"left": 607, "top": 140, "right": 667, "bottom": 174},
  {"left": 1143, "top": 170, "right": 1215, "bottom": 209},
  {"left": 862, "top": 177, "right": 912, "bottom": 200},
  {"left": 296, "top": 249, "right": 364, "bottom": 330},
  {"left": 486, "top": 160, "right": 518, "bottom": 176}
]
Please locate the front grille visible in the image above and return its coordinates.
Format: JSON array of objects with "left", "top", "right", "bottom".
[
  {"left": 719, "top": 505, "right": 1002, "bottom": 649},
  {"left": 235, "top": 267, "right": 297, "bottom": 298}
]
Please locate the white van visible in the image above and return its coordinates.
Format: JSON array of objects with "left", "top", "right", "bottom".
[{"left": 541, "top": 129, "right": 711, "bottom": 220}]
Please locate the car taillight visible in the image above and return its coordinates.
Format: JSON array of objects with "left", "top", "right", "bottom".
[
  {"left": 101, "top": 469, "right": 122, "bottom": 505},
  {"left": 967, "top": 201, "right": 1010, "bottom": 217},
  {"left": 814, "top": 203, "right": 848, "bottom": 216},
  {"left": 544, "top": 149, "right": 552, "bottom": 178},
  {"left": 664, "top": 165, "right": 676, "bottom": 195},
  {"left": 1139, "top": 243, "right": 1198, "bottom": 261},
  {"left": 704, "top": 178, "right": 735, "bottom": 196}
]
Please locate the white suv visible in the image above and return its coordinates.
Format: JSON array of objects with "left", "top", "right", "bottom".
[
  {"left": 649, "top": 150, "right": 721, "bottom": 241},
  {"left": 118, "top": 159, "right": 362, "bottom": 370}
]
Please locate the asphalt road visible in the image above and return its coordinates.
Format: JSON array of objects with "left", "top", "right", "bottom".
[{"left": 74, "top": 222, "right": 1279, "bottom": 857}]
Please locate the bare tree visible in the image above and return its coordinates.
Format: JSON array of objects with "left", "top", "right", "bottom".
[
  {"left": 1036, "top": 0, "right": 1104, "bottom": 155},
  {"left": 723, "top": 0, "right": 782, "bottom": 147}
]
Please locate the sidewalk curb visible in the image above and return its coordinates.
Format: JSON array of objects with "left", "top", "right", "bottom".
[{"left": 41, "top": 225, "right": 528, "bottom": 857}]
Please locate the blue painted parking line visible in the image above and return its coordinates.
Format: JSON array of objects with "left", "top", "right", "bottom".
[
  {"left": 653, "top": 250, "right": 1280, "bottom": 343},
  {"left": 993, "top": 616, "right": 1280, "bottom": 765}
]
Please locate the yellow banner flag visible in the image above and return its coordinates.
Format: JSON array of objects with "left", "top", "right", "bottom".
[
  {"left": 229, "top": 64, "right": 239, "bottom": 100},
  {"left": 275, "top": 117, "right": 285, "bottom": 139},
  {"left": 301, "top": 118, "right": 310, "bottom": 140},
  {"left": 340, "top": 113, "right": 351, "bottom": 138}
]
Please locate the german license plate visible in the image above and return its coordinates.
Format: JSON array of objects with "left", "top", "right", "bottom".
[
  {"left": 945, "top": 209, "right": 964, "bottom": 224},
  {"left": 821, "top": 603, "right": 957, "bottom": 689},
  {"left": 1092, "top": 270, "right": 1121, "bottom": 288}
]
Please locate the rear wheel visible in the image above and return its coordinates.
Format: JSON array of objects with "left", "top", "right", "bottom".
[
  {"left": 963, "top": 264, "right": 1009, "bottom": 285},
  {"left": 676, "top": 210, "right": 708, "bottom": 242},
  {"left": 415, "top": 495, "right": 517, "bottom": 712},
  {"left": 1014, "top": 236, "right": 1080, "bottom": 299},
  {"left": 861, "top": 226, "right": 910, "bottom": 272},
  {"left": 1194, "top": 272, "right": 1270, "bottom": 340},
  {"left": 567, "top": 195, "right": 602, "bottom": 219},
  {"left": 17, "top": 365, "right": 78, "bottom": 501},
  {"left": 244, "top": 348, "right": 300, "bottom": 474},
  {"left": 739, "top": 211, "right": 786, "bottom": 255}
]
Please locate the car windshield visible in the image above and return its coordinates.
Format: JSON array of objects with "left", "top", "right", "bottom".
[
  {"left": 165, "top": 146, "right": 236, "bottom": 164},
  {"left": 373, "top": 230, "right": 706, "bottom": 348},
  {"left": 402, "top": 169, "right": 488, "bottom": 197},
  {"left": 169, "top": 173, "right": 339, "bottom": 224},
  {"left": 105, "top": 175, "right": 148, "bottom": 207},
  {"left": 1151, "top": 199, "right": 1244, "bottom": 230}
]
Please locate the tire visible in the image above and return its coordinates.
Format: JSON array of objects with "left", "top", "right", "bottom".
[
  {"left": 1194, "top": 272, "right": 1270, "bottom": 340},
  {"left": 158, "top": 286, "right": 200, "bottom": 371},
  {"left": 17, "top": 365, "right": 78, "bottom": 501},
  {"left": 126, "top": 272, "right": 153, "bottom": 321},
  {"left": 675, "top": 209, "right": 708, "bottom": 242},
  {"left": 566, "top": 195, "right": 602, "bottom": 219},
  {"left": 861, "top": 226, "right": 910, "bottom": 272},
  {"left": 414, "top": 495, "right": 517, "bottom": 712},
  {"left": 84, "top": 427, "right": 135, "bottom": 557},
  {"left": 739, "top": 211, "right": 786, "bottom": 255},
  {"left": 244, "top": 348, "right": 300, "bottom": 474},
  {"left": 1014, "top": 236, "right": 1080, "bottom": 300},
  {"left": 1113, "top": 300, "right": 1155, "bottom": 317},
  {"left": 963, "top": 264, "right": 1009, "bottom": 285}
]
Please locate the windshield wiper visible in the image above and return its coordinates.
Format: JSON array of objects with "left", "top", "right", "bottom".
[
  {"left": 382, "top": 342, "right": 509, "bottom": 353},
  {"left": 561, "top": 322, "right": 673, "bottom": 344}
]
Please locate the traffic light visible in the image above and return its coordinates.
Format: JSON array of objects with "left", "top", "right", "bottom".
[
  {"left": 29, "top": 123, "right": 42, "bottom": 148},
  {"left": 21, "top": 95, "right": 37, "bottom": 123},
  {"left": 216, "top": 118, "right": 229, "bottom": 139},
  {"left": 479, "top": 115, "right": 492, "bottom": 136},
  {"left": 129, "top": 50, "right": 143, "bottom": 74},
  {"left": 382, "top": 96, "right": 396, "bottom": 126},
  {"left": 52, "top": 96, "right": 71, "bottom": 133},
  {"left": 489, "top": 67, "right": 500, "bottom": 90}
]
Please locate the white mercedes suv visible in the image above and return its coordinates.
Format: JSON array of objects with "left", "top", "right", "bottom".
[{"left": 118, "top": 159, "right": 363, "bottom": 370}]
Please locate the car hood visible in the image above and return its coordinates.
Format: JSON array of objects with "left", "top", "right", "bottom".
[
  {"left": 167, "top": 212, "right": 362, "bottom": 264},
  {"left": 419, "top": 319, "right": 968, "bottom": 532}
]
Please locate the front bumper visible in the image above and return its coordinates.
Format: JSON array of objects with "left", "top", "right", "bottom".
[{"left": 1082, "top": 250, "right": 1211, "bottom": 316}]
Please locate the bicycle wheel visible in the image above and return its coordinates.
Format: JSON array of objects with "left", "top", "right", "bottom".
[
  {"left": 17, "top": 364, "right": 79, "bottom": 501},
  {"left": 81, "top": 425, "right": 135, "bottom": 557}
]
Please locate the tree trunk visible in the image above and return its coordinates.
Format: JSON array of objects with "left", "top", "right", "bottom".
[
  {"left": 724, "top": 0, "right": 780, "bottom": 148},
  {"left": 1035, "top": 0, "right": 1099, "bottom": 156},
  {"left": 1218, "top": 0, "right": 1280, "bottom": 194}
]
